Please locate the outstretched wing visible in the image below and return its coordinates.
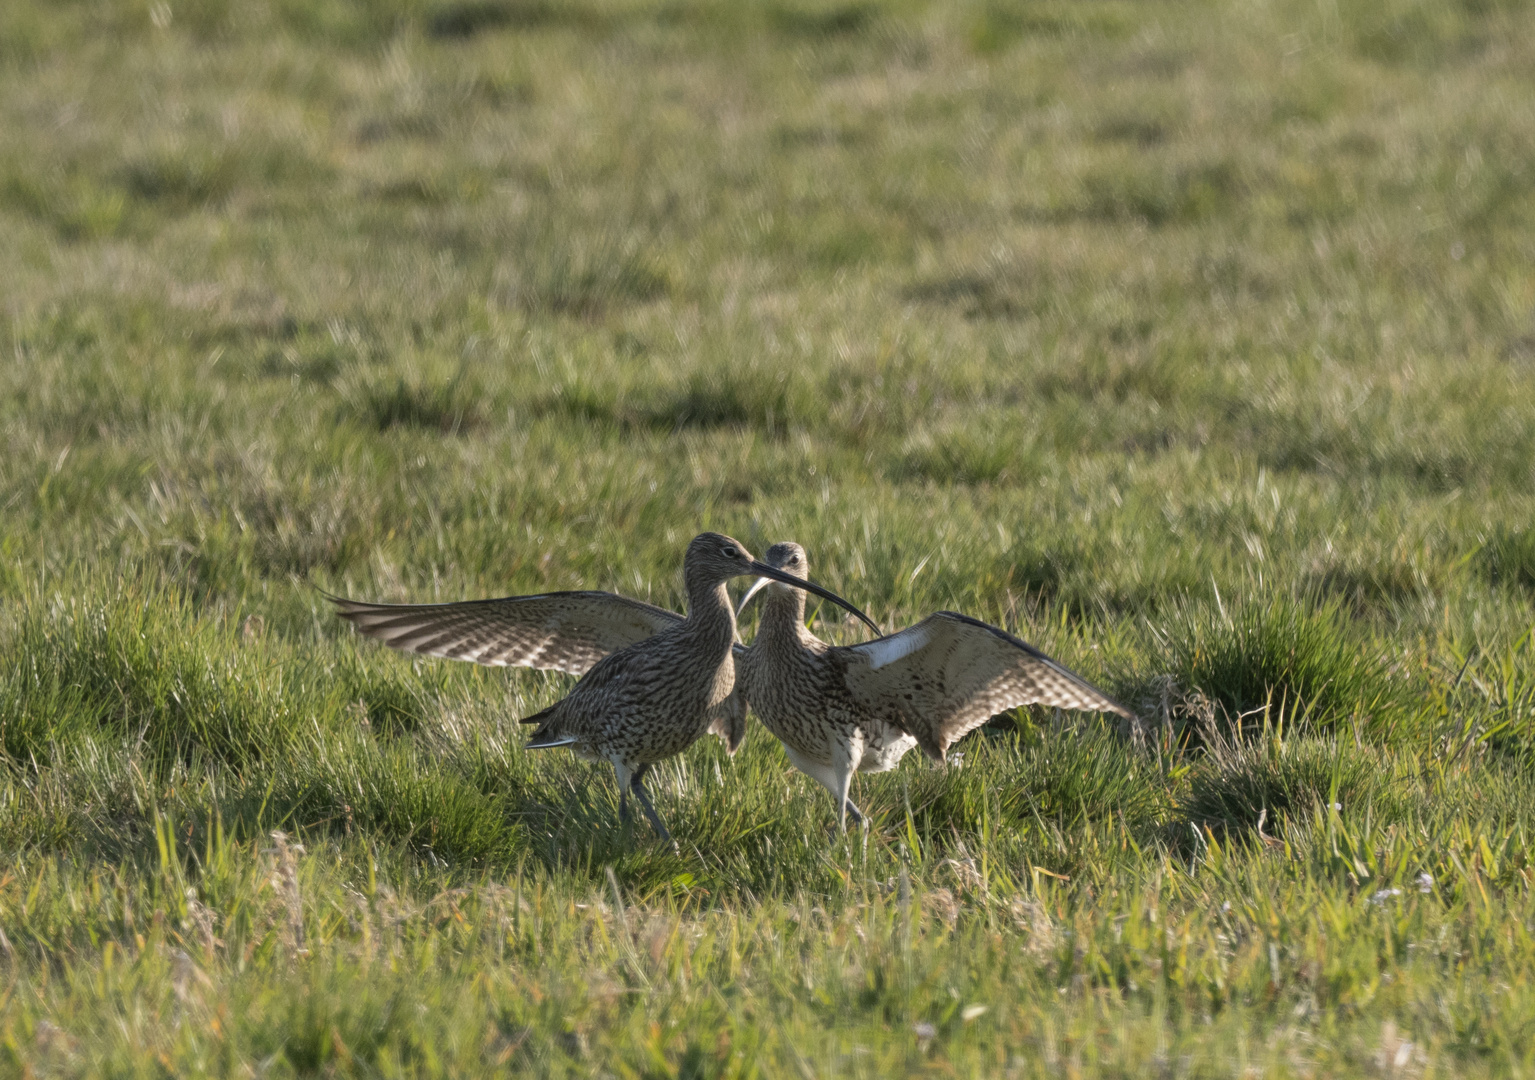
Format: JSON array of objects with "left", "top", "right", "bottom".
[
  {"left": 840, "top": 612, "right": 1131, "bottom": 761},
  {"left": 328, "top": 590, "right": 684, "bottom": 676}
]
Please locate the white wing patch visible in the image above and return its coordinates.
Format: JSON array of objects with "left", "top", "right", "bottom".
[{"left": 855, "top": 623, "right": 935, "bottom": 671}]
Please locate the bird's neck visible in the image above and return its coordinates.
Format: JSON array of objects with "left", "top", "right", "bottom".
[
  {"left": 758, "top": 588, "right": 819, "bottom": 649},
  {"left": 684, "top": 578, "right": 737, "bottom": 652}
]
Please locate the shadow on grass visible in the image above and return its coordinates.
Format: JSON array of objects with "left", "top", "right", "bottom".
[
  {"left": 495, "top": 243, "right": 672, "bottom": 319},
  {"left": 336, "top": 366, "right": 486, "bottom": 434},
  {"left": 1306, "top": 550, "right": 1446, "bottom": 616},
  {"left": 766, "top": 1, "right": 875, "bottom": 37},
  {"left": 539, "top": 368, "right": 817, "bottom": 437},
  {"left": 1476, "top": 526, "right": 1535, "bottom": 595},
  {"left": 1182, "top": 734, "right": 1404, "bottom": 842},
  {"left": 890, "top": 427, "right": 1047, "bottom": 485},
  {"left": 425, "top": 0, "right": 603, "bottom": 37},
  {"left": 968, "top": 0, "right": 1134, "bottom": 55}
]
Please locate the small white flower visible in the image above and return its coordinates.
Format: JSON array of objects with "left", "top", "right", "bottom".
[
  {"left": 949, "top": 753, "right": 965, "bottom": 768},
  {"left": 1369, "top": 888, "right": 1402, "bottom": 906},
  {"left": 914, "top": 1022, "right": 937, "bottom": 1041},
  {"left": 1417, "top": 873, "right": 1434, "bottom": 893}
]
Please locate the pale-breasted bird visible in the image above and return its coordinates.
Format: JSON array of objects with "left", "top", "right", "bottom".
[{"left": 736, "top": 541, "right": 1133, "bottom": 831}]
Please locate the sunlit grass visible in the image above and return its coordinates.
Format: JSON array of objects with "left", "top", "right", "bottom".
[{"left": 1, "top": 0, "right": 1534, "bottom": 1072}]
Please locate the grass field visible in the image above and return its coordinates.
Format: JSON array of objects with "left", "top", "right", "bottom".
[{"left": 2, "top": 0, "right": 1535, "bottom": 1073}]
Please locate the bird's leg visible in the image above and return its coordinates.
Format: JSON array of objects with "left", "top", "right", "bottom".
[
  {"left": 832, "top": 736, "right": 864, "bottom": 835},
  {"left": 629, "top": 765, "right": 672, "bottom": 843},
  {"left": 834, "top": 765, "right": 856, "bottom": 834},
  {"left": 612, "top": 760, "right": 632, "bottom": 826}
]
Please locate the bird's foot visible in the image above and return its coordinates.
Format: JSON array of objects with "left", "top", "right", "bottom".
[
  {"left": 827, "top": 798, "right": 866, "bottom": 839},
  {"left": 631, "top": 774, "right": 676, "bottom": 850}
]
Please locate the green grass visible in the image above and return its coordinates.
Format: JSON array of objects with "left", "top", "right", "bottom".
[{"left": 2, "top": 0, "right": 1535, "bottom": 1073}]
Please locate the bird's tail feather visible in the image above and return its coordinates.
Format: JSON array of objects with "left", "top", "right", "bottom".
[
  {"left": 521, "top": 703, "right": 574, "bottom": 749},
  {"left": 526, "top": 733, "right": 578, "bottom": 750},
  {"left": 519, "top": 704, "right": 557, "bottom": 726}
]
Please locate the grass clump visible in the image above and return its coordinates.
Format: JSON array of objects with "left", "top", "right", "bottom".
[
  {"left": 542, "top": 366, "right": 819, "bottom": 437},
  {"left": 2, "top": 172, "right": 127, "bottom": 240},
  {"left": 118, "top": 146, "right": 244, "bottom": 210},
  {"left": 1308, "top": 552, "right": 1444, "bottom": 615},
  {"left": 648, "top": 367, "right": 810, "bottom": 435},
  {"left": 1148, "top": 592, "right": 1411, "bottom": 740},
  {"left": 425, "top": 0, "right": 584, "bottom": 38},
  {"left": 897, "top": 722, "right": 1170, "bottom": 869},
  {"left": 894, "top": 425, "right": 1045, "bottom": 485},
  {"left": 968, "top": 0, "right": 1134, "bottom": 53},
  {"left": 337, "top": 365, "right": 486, "bottom": 434},
  {"left": 1075, "top": 156, "right": 1244, "bottom": 226},
  {"left": 1183, "top": 732, "right": 1402, "bottom": 839},
  {"left": 904, "top": 252, "right": 1042, "bottom": 320},
  {"left": 0, "top": 582, "right": 298, "bottom": 772},
  {"left": 1476, "top": 525, "right": 1535, "bottom": 594},
  {"left": 495, "top": 238, "right": 672, "bottom": 318},
  {"left": 767, "top": 1, "right": 877, "bottom": 37}
]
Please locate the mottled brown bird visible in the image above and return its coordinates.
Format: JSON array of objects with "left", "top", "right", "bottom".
[
  {"left": 737, "top": 542, "right": 1134, "bottom": 831},
  {"left": 330, "top": 532, "right": 879, "bottom": 841}
]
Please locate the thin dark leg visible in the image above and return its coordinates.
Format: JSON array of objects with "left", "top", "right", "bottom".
[
  {"left": 630, "top": 769, "right": 671, "bottom": 842},
  {"left": 615, "top": 762, "right": 635, "bottom": 824},
  {"left": 844, "top": 799, "right": 864, "bottom": 826}
]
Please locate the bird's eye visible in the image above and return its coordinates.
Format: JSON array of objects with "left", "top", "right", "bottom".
[{"left": 722, "top": 545, "right": 738, "bottom": 558}]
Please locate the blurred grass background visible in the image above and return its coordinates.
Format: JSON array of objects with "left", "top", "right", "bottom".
[{"left": 1, "top": 0, "right": 1534, "bottom": 1074}]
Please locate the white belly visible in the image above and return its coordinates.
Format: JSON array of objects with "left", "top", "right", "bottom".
[{"left": 859, "top": 730, "right": 916, "bottom": 774}]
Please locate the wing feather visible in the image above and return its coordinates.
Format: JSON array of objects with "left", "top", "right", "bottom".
[
  {"left": 328, "top": 590, "right": 684, "bottom": 676},
  {"left": 707, "top": 687, "right": 749, "bottom": 755},
  {"left": 841, "top": 612, "right": 1131, "bottom": 760}
]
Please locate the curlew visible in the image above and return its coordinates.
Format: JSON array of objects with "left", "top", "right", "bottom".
[
  {"left": 330, "top": 532, "right": 879, "bottom": 841},
  {"left": 736, "top": 542, "right": 1133, "bottom": 831}
]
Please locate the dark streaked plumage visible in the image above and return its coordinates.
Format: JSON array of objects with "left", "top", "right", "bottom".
[
  {"left": 737, "top": 542, "right": 1134, "bottom": 831},
  {"left": 331, "top": 533, "right": 879, "bottom": 841},
  {"left": 328, "top": 591, "right": 683, "bottom": 677}
]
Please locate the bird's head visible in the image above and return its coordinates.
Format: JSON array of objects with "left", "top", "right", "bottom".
[
  {"left": 685, "top": 532, "right": 759, "bottom": 582},
  {"left": 736, "top": 541, "right": 810, "bottom": 615},
  {"left": 763, "top": 541, "right": 809, "bottom": 577},
  {"left": 686, "top": 533, "right": 879, "bottom": 634}
]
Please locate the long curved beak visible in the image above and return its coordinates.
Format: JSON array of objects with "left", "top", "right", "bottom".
[
  {"left": 746, "top": 562, "right": 882, "bottom": 636},
  {"left": 736, "top": 576, "right": 773, "bottom": 618}
]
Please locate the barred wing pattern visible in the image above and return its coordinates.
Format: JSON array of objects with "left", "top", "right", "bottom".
[
  {"left": 842, "top": 612, "right": 1131, "bottom": 760},
  {"left": 329, "top": 591, "right": 685, "bottom": 676}
]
